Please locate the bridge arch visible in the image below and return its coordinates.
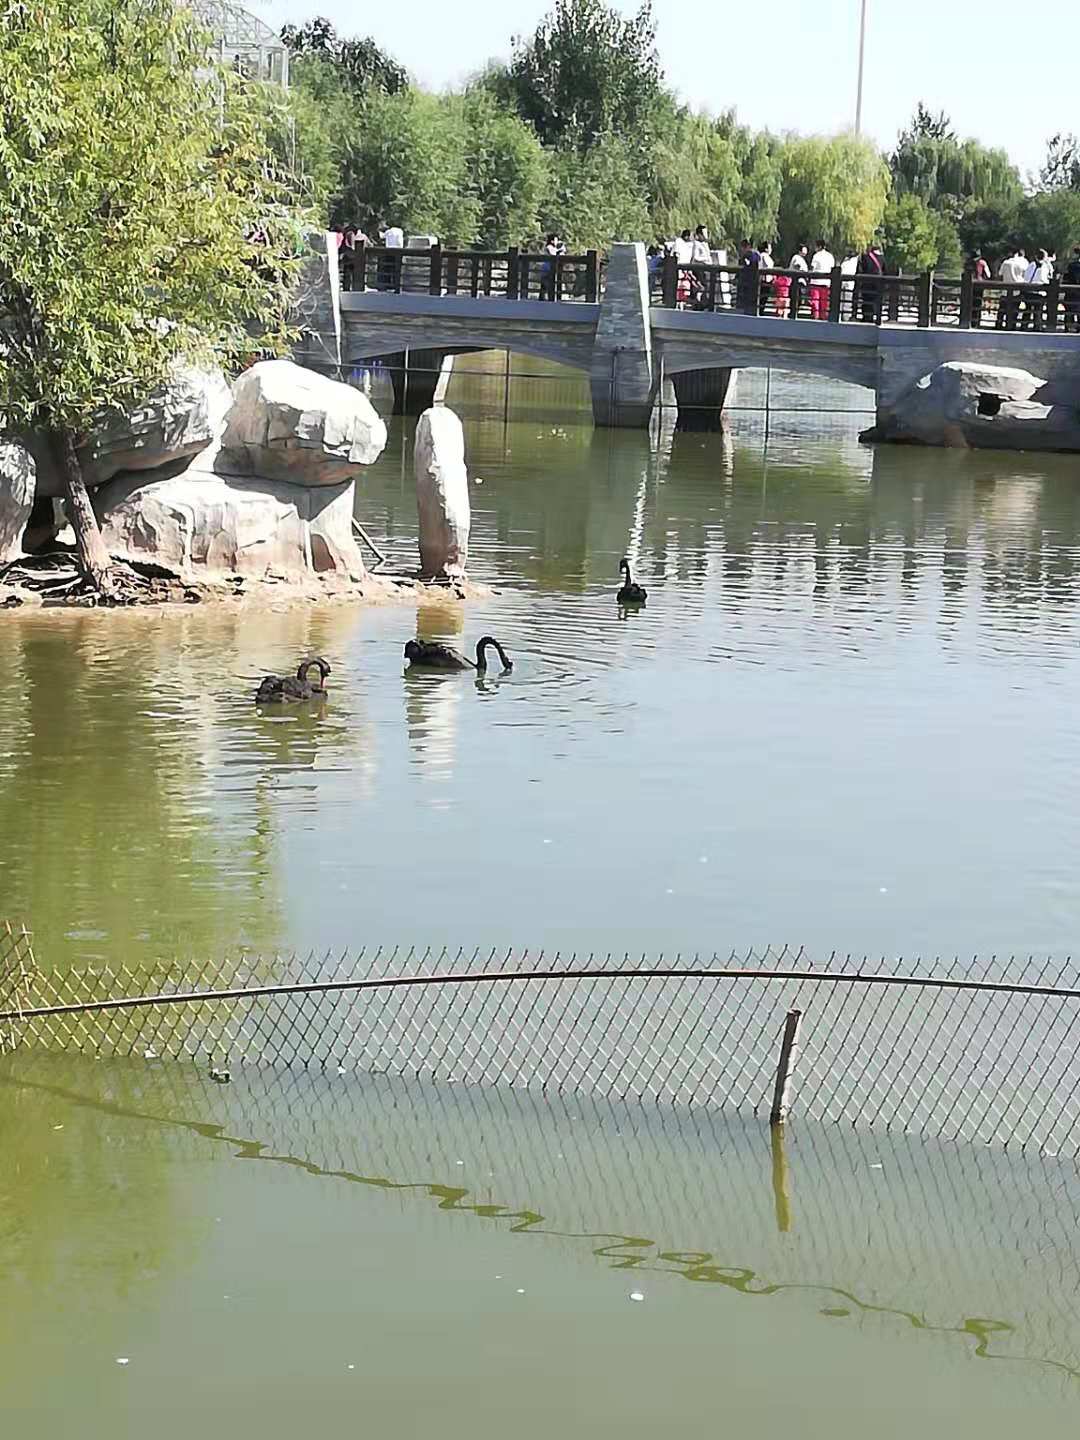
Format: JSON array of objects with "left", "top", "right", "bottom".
[
  {"left": 340, "top": 311, "right": 597, "bottom": 377},
  {"left": 657, "top": 340, "right": 877, "bottom": 393}
]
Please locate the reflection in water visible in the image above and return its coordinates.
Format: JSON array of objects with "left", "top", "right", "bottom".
[
  {"left": 404, "top": 603, "right": 467, "bottom": 789},
  {"left": 5, "top": 367, "right": 1080, "bottom": 962},
  {"left": 2, "top": 1054, "right": 1079, "bottom": 1402}
]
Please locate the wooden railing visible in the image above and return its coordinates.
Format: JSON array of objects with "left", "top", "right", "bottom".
[
  {"left": 655, "top": 255, "right": 1080, "bottom": 333},
  {"left": 340, "top": 245, "right": 600, "bottom": 304}
]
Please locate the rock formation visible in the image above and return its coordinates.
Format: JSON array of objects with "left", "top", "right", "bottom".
[
  {"left": 414, "top": 407, "right": 471, "bottom": 579},
  {"left": 219, "top": 360, "right": 386, "bottom": 485},
  {"left": 865, "top": 362, "right": 1080, "bottom": 452},
  {"left": 21, "top": 366, "right": 233, "bottom": 497},
  {"left": 0, "top": 443, "right": 35, "bottom": 564},
  {"left": 91, "top": 362, "right": 385, "bottom": 581}
]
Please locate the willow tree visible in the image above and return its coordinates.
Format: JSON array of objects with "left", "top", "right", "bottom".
[
  {"left": 0, "top": 0, "right": 305, "bottom": 593},
  {"left": 776, "top": 134, "right": 890, "bottom": 257}
]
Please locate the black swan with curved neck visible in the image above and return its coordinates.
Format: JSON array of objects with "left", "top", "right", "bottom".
[
  {"left": 255, "top": 657, "right": 332, "bottom": 704},
  {"left": 404, "top": 637, "right": 513, "bottom": 673},
  {"left": 617, "top": 558, "right": 647, "bottom": 604}
]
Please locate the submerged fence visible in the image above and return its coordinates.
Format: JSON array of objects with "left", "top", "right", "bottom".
[{"left": 4, "top": 930, "right": 1080, "bottom": 1158}]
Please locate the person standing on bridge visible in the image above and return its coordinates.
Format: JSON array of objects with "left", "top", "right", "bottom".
[
  {"left": 789, "top": 244, "right": 809, "bottom": 317},
  {"left": 996, "top": 246, "right": 1027, "bottom": 330},
  {"left": 539, "top": 233, "right": 565, "bottom": 301},
  {"left": 857, "top": 240, "right": 884, "bottom": 324},
  {"left": 737, "top": 239, "right": 761, "bottom": 314},
  {"left": 1022, "top": 249, "right": 1054, "bottom": 331},
  {"left": 810, "top": 240, "right": 835, "bottom": 320}
]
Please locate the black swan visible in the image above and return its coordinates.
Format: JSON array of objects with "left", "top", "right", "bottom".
[
  {"left": 255, "top": 657, "right": 331, "bottom": 704},
  {"left": 404, "top": 637, "right": 513, "bottom": 673},
  {"left": 617, "top": 558, "right": 647, "bottom": 604}
]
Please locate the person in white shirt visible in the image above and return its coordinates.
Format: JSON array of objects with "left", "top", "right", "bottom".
[
  {"left": 673, "top": 229, "right": 694, "bottom": 265},
  {"left": 691, "top": 224, "right": 712, "bottom": 264},
  {"left": 1022, "top": 249, "right": 1054, "bottom": 330},
  {"left": 381, "top": 224, "right": 404, "bottom": 248},
  {"left": 996, "top": 247, "right": 1027, "bottom": 329},
  {"left": 809, "top": 240, "right": 835, "bottom": 320}
]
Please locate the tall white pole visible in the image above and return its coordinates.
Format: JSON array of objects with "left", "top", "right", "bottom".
[{"left": 855, "top": 0, "right": 868, "bottom": 135}]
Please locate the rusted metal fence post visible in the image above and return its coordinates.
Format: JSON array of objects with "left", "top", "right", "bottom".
[{"left": 770, "top": 1008, "right": 803, "bottom": 1126}]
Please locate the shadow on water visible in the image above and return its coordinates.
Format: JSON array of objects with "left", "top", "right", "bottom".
[{"left": 3, "top": 1053, "right": 1080, "bottom": 1394}]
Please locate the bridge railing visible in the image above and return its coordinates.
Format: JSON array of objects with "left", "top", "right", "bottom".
[
  {"left": 342, "top": 245, "right": 600, "bottom": 304},
  {"left": 657, "top": 256, "right": 1080, "bottom": 333}
]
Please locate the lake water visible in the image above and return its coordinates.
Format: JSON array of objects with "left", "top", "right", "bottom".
[{"left": 2, "top": 362, "right": 1080, "bottom": 1431}]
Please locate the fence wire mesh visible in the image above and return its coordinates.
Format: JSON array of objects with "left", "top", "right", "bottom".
[{"left": 4, "top": 936, "right": 1080, "bottom": 1158}]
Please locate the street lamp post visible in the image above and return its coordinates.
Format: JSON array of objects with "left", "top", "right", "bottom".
[{"left": 855, "top": 0, "right": 868, "bottom": 135}]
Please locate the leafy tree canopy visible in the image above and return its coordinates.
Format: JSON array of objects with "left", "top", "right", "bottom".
[
  {"left": 891, "top": 105, "right": 1022, "bottom": 213},
  {"left": 881, "top": 193, "right": 940, "bottom": 272},
  {"left": 1021, "top": 190, "right": 1080, "bottom": 260},
  {"left": 0, "top": 0, "right": 305, "bottom": 587},
  {"left": 281, "top": 16, "right": 407, "bottom": 96},
  {"left": 501, "top": 0, "right": 662, "bottom": 150},
  {"left": 777, "top": 134, "right": 890, "bottom": 257}
]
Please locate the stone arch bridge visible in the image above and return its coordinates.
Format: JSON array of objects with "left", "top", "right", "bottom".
[{"left": 294, "top": 240, "right": 1080, "bottom": 432}]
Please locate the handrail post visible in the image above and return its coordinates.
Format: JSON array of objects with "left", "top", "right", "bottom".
[
  {"left": 918, "top": 270, "right": 934, "bottom": 328},
  {"left": 585, "top": 249, "right": 599, "bottom": 303},
  {"left": 507, "top": 245, "right": 520, "bottom": 300},
  {"left": 959, "top": 269, "right": 974, "bottom": 329},
  {"left": 662, "top": 253, "right": 678, "bottom": 308},
  {"left": 355, "top": 241, "right": 367, "bottom": 293},
  {"left": 770, "top": 1009, "right": 803, "bottom": 1127},
  {"left": 1047, "top": 275, "right": 1062, "bottom": 333},
  {"left": 827, "top": 266, "right": 843, "bottom": 323},
  {"left": 428, "top": 242, "right": 442, "bottom": 296}
]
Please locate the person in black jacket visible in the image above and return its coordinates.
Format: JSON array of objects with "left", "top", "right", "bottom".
[{"left": 856, "top": 242, "right": 884, "bottom": 323}]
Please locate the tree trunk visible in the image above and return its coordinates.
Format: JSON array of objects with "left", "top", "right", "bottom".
[{"left": 52, "top": 429, "right": 113, "bottom": 592}]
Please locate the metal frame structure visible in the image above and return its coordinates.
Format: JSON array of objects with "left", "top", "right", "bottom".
[{"left": 188, "top": 0, "right": 289, "bottom": 88}]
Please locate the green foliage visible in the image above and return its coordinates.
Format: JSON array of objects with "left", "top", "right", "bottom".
[
  {"left": 1021, "top": 190, "right": 1080, "bottom": 260},
  {"left": 956, "top": 200, "right": 1022, "bottom": 264},
  {"left": 0, "top": 0, "right": 306, "bottom": 437},
  {"left": 897, "top": 102, "right": 955, "bottom": 146},
  {"left": 881, "top": 193, "right": 939, "bottom": 272},
  {"left": 504, "top": 0, "right": 662, "bottom": 150},
  {"left": 258, "top": 59, "right": 354, "bottom": 215},
  {"left": 776, "top": 134, "right": 890, "bottom": 256},
  {"left": 932, "top": 213, "right": 964, "bottom": 273},
  {"left": 281, "top": 16, "right": 407, "bottom": 96},
  {"left": 891, "top": 111, "right": 1022, "bottom": 214},
  {"left": 337, "top": 89, "right": 479, "bottom": 243},
  {"left": 718, "top": 114, "right": 783, "bottom": 244},
  {"left": 456, "top": 90, "right": 549, "bottom": 247},
  {"left": 543, "top": 133, "right": 651, "bottom": 248}
]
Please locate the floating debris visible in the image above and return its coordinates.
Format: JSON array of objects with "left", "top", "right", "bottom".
[
  {"left": 629, "top": 1292, "right": 645, "bottom": 1303},
  {"left": 209, "top": 1068, "right": 231, "bottom": 1085}
]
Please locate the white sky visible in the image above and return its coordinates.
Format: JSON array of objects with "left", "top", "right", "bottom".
[{"left": 253, "top": 0, "right": 1063, "bottom": 181}]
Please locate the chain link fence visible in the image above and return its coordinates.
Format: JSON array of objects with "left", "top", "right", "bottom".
[{"left": 4, "top": 935, "right": 1080, "bottom": 1158}]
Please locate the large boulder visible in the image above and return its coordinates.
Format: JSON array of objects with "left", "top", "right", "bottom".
[
  {"left": 95, "top": 470, "right": 364, "bottom": 579},
  {"left": 867, "top": 362, "right": 1080, "bottom": 452},
  {"left": 219, "top": 360, "right": 387, "bottom": 486},
  {"left": 0, "top": 443, "right": 35, "bottom": 563},
  {"left": 27, "top": 365, "right": 233, "bottom": 497},
  {"left": 414, "top": 407, "right": 470, "bottom": 579}
]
